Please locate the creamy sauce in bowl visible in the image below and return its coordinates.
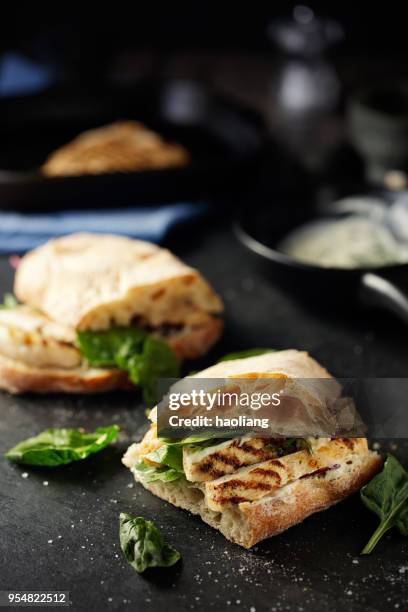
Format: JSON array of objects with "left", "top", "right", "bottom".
[{"left": 278, "top": 216, "right": 408, "bottom": 269}]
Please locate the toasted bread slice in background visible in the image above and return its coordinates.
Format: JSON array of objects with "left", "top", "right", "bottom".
[
  {"left": 0, "top": 354, "right": 130, "bottom": 394},
  {"left": 0, "top": 306, "right": 79, "bottom": 369},
  {"left": 14, "top": 233, "right": 223, "bottom": 361},
  {"left": 0, "top": 306, "right": 130, "bottom": 393},
  {"left": 0, "top": 300, "right": 222, "bottom": 393},
  {"left": 41, "top": 121, "right": 190, "bottom": 176}
]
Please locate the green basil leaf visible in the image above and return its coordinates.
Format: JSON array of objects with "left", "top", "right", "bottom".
[
  {"left": 145, "top": 444, "right": 183, "bottom": 471},
  {"left": 5, "top": 425, "right": 119, "bottom": 466},
  {"left": 119, "top": 513, "right": 181, "bottom": 573},
  {"left": 133, "top": 460, "right": 183, "bottom": 483},
  {"left": 77, "top": 327, "right": 180, "bottom": 404},
  {"left": 0, "top": 293, "right": 18, "bottom": 309},
  {"left": 131, "top": 336, "right": 180, "bottom": 406},
  {"left": 219, "top": 348, "right": 277, "bottom": 362},
  {"left": 166, "top": 434, "right": 223, "bottom": 446},
  {"left": 77, "top": 327, "right": 146, "bottom": 367},
  {"left": 361, "top": 454, "right": 408, "bottom": 554}
]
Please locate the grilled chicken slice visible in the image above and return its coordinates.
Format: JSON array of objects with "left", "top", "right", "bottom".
[
  {"left": 183, "top": 437, "right": 281, "bottom": 482},
  {"left": 0, "top": 306, "right": 80, "bottom": 369},
  {"left": 204, "top": 438, "right": 367, "bottom": 511}
]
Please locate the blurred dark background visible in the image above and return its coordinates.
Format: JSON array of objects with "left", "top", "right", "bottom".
[
  {"left": 1, "top": 3, "right": 407, "bottom": 228},
  {"left": 2, "top": 4, "right": 406, "bottom": 62},
  {"left": 2, "top": 3, "right": 406, "bottom": 95}
]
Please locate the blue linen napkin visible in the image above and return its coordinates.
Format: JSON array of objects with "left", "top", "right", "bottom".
[
  {"left": 0, "top": 52, "right": 53, "bottom": 97},
  {"left": 0, "top": 203, "right": 208, "bottom": 253}
]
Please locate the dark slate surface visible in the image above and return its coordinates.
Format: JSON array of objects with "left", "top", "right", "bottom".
[{"left": 0, "top": 227, "right": 407, "bottom": 612}]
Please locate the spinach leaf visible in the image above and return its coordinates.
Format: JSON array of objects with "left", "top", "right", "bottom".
[
  {"left": 361, "top": 454, "right": 408, "bottom": 554},
  {"left": 128, "top": 336, "right": 180, "bottom": 406},
  {"left": 119, "top": 513, "right": 181, "bottom": 573},
  {"left": 145, "top": 444, "right": 184, "bottom": 471},
  {"left": 5, "top": 425, "right": 119, "bottom": 466},
  {"left": 219, "top": 348, "right": 277, "bottom": 362},
  {"left": 77, "top": 327, "right": 146, "bottom": 367},
  {"left": 0, "top": 293, "right": 18, "bottom": 309},
  {"left": 77, "top": 327, "right": 179, "bottom": 404},
  {"left": 140, "top": 436, "right": 226, "bottom": 477},
  {"left": 170, "top": 434, "right": 224, "bottom": 446},
  {"left": 161, "top": 433, "right": 224, "bottom": 446},
  {"left": 133, "top": 460, "right": 183, "bottom": 483}
]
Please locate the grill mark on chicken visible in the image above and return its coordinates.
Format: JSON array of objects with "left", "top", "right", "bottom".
[
  {"left": 216, "top": 479, "right": 272, "bottom": 492},
  {"left": 204, "top": 441, "right": 364, "bottom": 510},
  {"left": 208, "top": 469, "right": 225, "bottom": 479},
  {"left": 217, "top": 495, "right": 248, "bottom": 505},
  {"left": 239, "top": 442, "right": 273, "bottom": 457},
  {"left": 269, "top": 459, "right": 284, "bottom": 468},
  {"left": 201, "top": 453, "right": 242, "bottom": 470},
  {"left": 189, "top": 438, "right": 280, "bottom": 482},
  {"left": 250, "top": 468, "right": 282, "bottom": 483},
  {"left": 198, "top": 447, "right": 273, "bottom": 471}
]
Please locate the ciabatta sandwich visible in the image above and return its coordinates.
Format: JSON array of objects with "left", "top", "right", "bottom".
[
  {"left": 41, "top": 121, "right": 190, "bottom": 177},
  {"left": 123, "top": 350, "right": 381, "bottom": 548},
  {"left": 0, "top": 233, "right": 223, "bottom": 395}
]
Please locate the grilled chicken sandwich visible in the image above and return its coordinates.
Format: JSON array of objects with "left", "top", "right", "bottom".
[
  {"left": 123, "top": 350, "right": 382, "bottom": 548},
  {"left": 41, "top": 121, "right": 190, "bottom": 177},
  {"left": 0, "top": 233, "right": 223, "bottom": 395}
]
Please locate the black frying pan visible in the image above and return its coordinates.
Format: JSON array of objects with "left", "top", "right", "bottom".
[
  {"left": 235, "top": 200, "right": 408, "bottom": 325},
  {"left": 0, "top": 80, "right": 265, "bottom": 210}
]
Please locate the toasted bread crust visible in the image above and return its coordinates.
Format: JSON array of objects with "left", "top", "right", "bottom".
[
  {"left": 14, "top": 233, "right": 223, "bottom": 334},
  {"left": 132, "top": 449, "right": 382, "bottom": 548},
  {"left": 0, "top": 355, "right": 131, "bottom": 394},
  {"left": 167, "top": 316, "right": 223, "bottom": 360}
]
